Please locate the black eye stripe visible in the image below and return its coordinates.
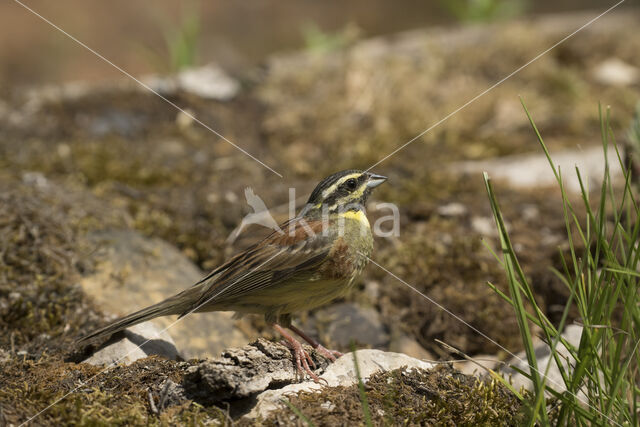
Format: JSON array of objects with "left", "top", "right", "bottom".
[
  {"left": 344, "top": 178, "right": 358, "bottom": 190},
  {"left": 306, "top": 169, "right": 364, "bottom": 205}
]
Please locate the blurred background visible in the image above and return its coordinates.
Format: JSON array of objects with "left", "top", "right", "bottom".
[{"left": 0, "top": 0, "right": 626, "bottom": 88}]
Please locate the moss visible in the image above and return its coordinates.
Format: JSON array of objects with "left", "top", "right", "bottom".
[
  {"left": 258, "top": 365, "right": 524, "bottom": 426},
  {"left": 0, "top": 354, "right": 229, "bottom": 426},
  {"left": 0, "top": 180, "right": 124, "bottom": 354}
]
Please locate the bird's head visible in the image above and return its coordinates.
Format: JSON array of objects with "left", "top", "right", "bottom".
[{"left": 301, "top": 169, "right": 387, "bottom": 217}]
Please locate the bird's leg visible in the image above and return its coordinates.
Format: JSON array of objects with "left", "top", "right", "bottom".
[
  {"left": 288, "top": 324, "right": 343, "bottom": 362},
  {"left": 273, "top": 324, "right": 320, "bottom": 382}
]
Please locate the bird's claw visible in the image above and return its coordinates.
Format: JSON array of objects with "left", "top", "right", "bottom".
[
  {"left": 314, "top": 344, "right": 343, "bottom": 362},
  {"left": 281, "top": 339, "right": 321, "bottom": 383}
]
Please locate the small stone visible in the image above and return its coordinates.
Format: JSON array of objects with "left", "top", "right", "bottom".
[
  {"left": 388, "top": 333, "right": 434, "bottom": 361},
  {"left": 177, "top": 64, "right": 240, "bottom": 101},
  {"left": 320, "top": 401, "right": 336, "bottom": 411},
  {"left": 471, "top": 216, "right": 497, "bottom": 237},
  {"left": 593, "top": 58, "right": 639, "bottom": 86},
  {"left": 436, "top": 202, "right": 467, "bottom": 217},
  {"left": 522, "top": 204, "right": 539, "bottom": 221},
  {"left": 0, "top": 348, "right": 10, "bottom": 364},
  {"left": 21, "top": 172, "right": 48, "bottom": 189},
  {"left": 309, "top": 302, "right": 390, "bottom": 349},
  {"left": 175, "top": 110, "right": 195, "bottom": 130}
]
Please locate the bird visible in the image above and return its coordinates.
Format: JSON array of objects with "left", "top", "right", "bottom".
[{"left": 78, "top": 169, "right": 387, "bottom": 381}]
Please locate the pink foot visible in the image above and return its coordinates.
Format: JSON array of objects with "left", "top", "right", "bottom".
[
  {"left": 287, "top": 324, "right": 343, "bottom": 362},
  {"left": 280, "top": 339, "right": 321, "bottom": 382},
  {"left": 274, "top": 324, "right": 323, "bottom": 383},
  {"left": 314, "top": 344, "right": 343, "bottom": 362}
]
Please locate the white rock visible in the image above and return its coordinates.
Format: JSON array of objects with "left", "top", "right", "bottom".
[
  {"left": 593, "top": 58, "right": 639, "bottom": 86},
  {"left": 500, "top": 324, "right": 582, "bottom": 394},
  {"left": 456, "top": 145, "right": 620, "bottom": 193},
  {"left": 177, "top": 64, "right": 240, "bottom": 101},
  {"left": 247, "top": 349, "right": 434, "bottom": 419},
  {"left": 436, "top": 202, "right": 467, "bottom": 217},
  {"left": 471, "top": 216, "right": 498, "bottom": 237},
  {"left": 83, "top": 322, "right": 180, "bottom": 366}
]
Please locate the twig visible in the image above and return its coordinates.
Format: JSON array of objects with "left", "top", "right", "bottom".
[{"left": 147, "top": 388, "right": 158, "bottom": 415}]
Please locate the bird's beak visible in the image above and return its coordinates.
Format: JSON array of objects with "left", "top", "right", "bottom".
[{"left": 366, "top": 173, "right": 387, "bottom": 188}]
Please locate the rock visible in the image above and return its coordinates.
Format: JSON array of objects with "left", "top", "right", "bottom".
[
  {"left": 436, "top": 202, "right": 467, "bottom": 218},
  {"left": 0, "top": 348, "right": 10, "bottom": 364},
  {"left": 500, "top": 324, "right": 582, "bottom": 393},
  {"left": 80, "top": 229, "right": 247, "bottom": 359},
  {"left": 159, "top": 340, "right": 435, "bottom": 420},
  {"left": 471, "top": 216, "right": 498, "bottom": 237},
  {"left": 182, "top": 339, "right": 329, "bottom": 405},
  {"left": 456, "top": 146, "right": 620, "bottom": 193},
  {"left": 177, "top": 64, "right": 240, "bottom": 100},
  {"left": 592, "top": 58, "right": 639, "bottom": 86},
  {"left": 307, "top": 302, "right": 390, "bottom": 349},
  {"left": 83, "top": 322, "right": 180, "bottom": 366},
  {"left": 152, "top": 379, "right": 190, "bottom": 412},
  {"left": 83, "top": 109, "right": 145, "bottom": 138},
  {"left": 248, "top": 348, "right": 435, "bottom": 419},
  {"left": 388, "top": 332, "right": 434, "bottom": 361},
  {"left": 453, "top": 354, "right": 501, "bottom": 377}
]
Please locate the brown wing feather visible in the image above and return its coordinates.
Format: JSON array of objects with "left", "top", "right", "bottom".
[{"left": 179, "top": 217, "right": 332, "bottom": 317}]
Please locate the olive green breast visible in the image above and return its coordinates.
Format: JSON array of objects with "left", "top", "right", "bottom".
[
  {"left": 220, "top": 215, "right": 373, "bottom": 319},
  {"left": 319, "top": 214, "right": 373, "bottom": 282}
]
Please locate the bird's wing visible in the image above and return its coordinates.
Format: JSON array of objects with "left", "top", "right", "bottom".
[{"left": 179, "top": 217, "right": 332, "bottom": 316}]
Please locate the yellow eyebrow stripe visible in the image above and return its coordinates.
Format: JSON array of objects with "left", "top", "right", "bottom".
[{"left": 321, "top": 173, "right": 362, "bottom": 198}]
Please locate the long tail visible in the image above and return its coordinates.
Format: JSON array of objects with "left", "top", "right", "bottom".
[{"left": 77, "top": 286, "right": 202, "bottom": 343}]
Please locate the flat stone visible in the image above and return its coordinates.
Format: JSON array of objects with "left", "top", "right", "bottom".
[
  {"left": 308, "top": 302, "right": 390, "bottom": 349},
  {"left": 592, "top": 58, "right": 639, "bottom": 86},
  {"left": 456, "top": 146, "right": 620, "bottom": 193},
  {"left": 80, "top": 229, "right": 247, "bottom": 359},
  {"left": 84, "top": 322, "right": 180, "bottom": 366}
]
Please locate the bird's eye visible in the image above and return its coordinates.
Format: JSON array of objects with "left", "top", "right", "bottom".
[{"left": 345, "top": 178, "right": 357, "bottom": 190}]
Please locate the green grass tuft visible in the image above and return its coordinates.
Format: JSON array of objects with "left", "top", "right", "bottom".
[{"left": 484, "top": 100, "right": 640, "bottom": 425}]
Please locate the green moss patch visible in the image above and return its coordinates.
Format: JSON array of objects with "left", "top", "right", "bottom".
[{"left": 259, "top": 365, "right": 523, "bottom": 426}]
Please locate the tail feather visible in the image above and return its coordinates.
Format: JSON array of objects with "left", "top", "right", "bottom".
[{"left": 77, "top": 287, "right": 199, "bottom": 343}]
